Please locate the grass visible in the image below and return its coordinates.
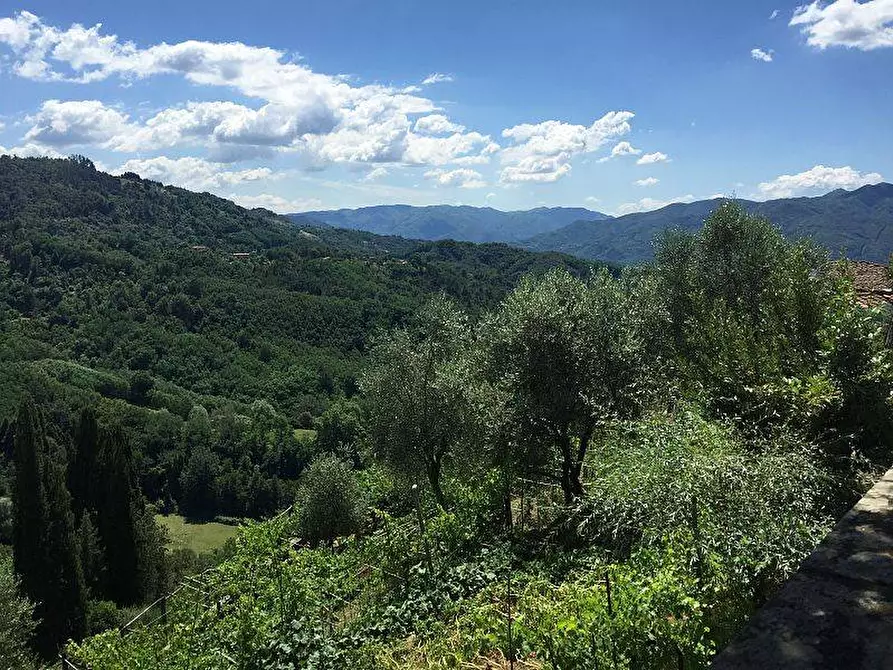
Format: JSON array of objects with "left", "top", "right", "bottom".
[
  {"left": 294, "top": 428, "right": 317, "bottom": 441},
  {"left": 155, "top": 514, "right": 240, "bottom": 555}
]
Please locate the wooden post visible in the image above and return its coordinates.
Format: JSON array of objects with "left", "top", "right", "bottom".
[
  {"left": 691, "top": 494, "right": 704, "bottom": 588},
  {"left": 412, "top": 484, "right": 433, "bottom": 574},
  {"left": 507, "top": 558, "right": 514, "bottom": 670},
  {"left": 606, "top": 571, "right": 619, "bottom": 670}
]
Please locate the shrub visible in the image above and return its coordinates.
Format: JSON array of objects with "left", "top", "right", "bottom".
[{"left": 295, "top": 454, "right": 366, "bottom": 546}]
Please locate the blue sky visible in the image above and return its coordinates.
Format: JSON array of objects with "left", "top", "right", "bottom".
[{"left": 1, "top": 1, "right": 891, "bottom": 214}]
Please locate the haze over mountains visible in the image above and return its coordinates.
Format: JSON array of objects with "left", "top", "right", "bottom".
[
  {"left": 296, "top": 183, "right": 893, "bottom": 265},
  {"left": 295, "top": 205, "right": 610, "bottom": 244}
]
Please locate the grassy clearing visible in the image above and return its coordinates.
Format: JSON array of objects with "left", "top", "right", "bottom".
[{"left": 155, "top": 514, "right": 239, "bottom": 555}]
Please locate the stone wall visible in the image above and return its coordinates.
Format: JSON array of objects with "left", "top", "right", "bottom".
[{"left": 711, "top": 468, "right": 893, "bottom": 669}]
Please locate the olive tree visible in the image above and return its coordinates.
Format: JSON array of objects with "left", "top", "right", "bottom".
[
  {"left": 361, "top": 295, "right": 473, "bottom": 507},
  {"left": 480, "top": 268, "right": 659, "bottom": 502},
  {"left": 295, "top": 454, "right": 365, "bottom": 546}
]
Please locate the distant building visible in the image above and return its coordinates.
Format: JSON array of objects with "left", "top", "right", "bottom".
[
  {"left": 190, "top": 245, "right": 209, "bottom": 252},
  {"left": 850, "top": 260, "right": 893, "bottom": 309},
  {"left": 231, "top": 252, "right": 251, "bottom": 259}
]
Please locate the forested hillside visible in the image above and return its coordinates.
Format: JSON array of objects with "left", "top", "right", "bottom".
[
  {"left": 0, "top": 156, "right": 599, "bottom": 660},
  {"left": 524, "top": 183, "right": 893, "bottom": 264},
  {"left": 61, "top": 202, "right": 893, "bottom": 669},
  {"left": 3, "top": 156, "right": 893, "bottom": 669}
]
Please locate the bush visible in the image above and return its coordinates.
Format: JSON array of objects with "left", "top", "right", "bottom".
[{"left": 295, "top": 454, "right": 366, "bottom": 546}]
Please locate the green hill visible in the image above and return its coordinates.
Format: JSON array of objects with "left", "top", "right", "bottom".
[{"left": 524, "top": 184, "right": 893, "bottom": 264}]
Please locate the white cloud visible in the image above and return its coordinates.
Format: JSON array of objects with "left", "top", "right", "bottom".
[
  {"left": 598, "top": 140, "right": 642, "bottom": 162},
  {"left": 23, "top": 99, "right": 131, "bottom": 147},
  {"left": 770, "top": 9, "right": 780, "bottom": 19},
  {"left": 115, "top": 156, "right": 278, "bottom": 192},
  {"left": 584, "top": 196, "right": 600, "bottom": 205},
  {"left": 790, "top": 1, "right": 893, "bottom": 50},
  {"left": 614, "top": 194, "right": 695, "bottom": 216},
  {"left": 363, "top": 166, "right": 388, "bottom": 181},
  {"left": 635, "top": 177, "right": 659, "bottom": 187},
  {"left": 0, "top": 142, "right": 65, "bottom": 158},
  {"left": 637, "top": 151, "right": 669, "bottom": 165},
  {"left": 421, "top": 73, "right": 453, "bottom": 85},
  {"left": 751, "top": 47, "right": 774, "bottom": 61},
  {"left": 0, "top": 121, "right": 5, "bottom": 132},
  {"left": 500, "top": 111, "right": 634, "bottom": 183},
  {"left": 757, "top": 164, "right": 883, "bottom": 198},
  {"left": 0, "top": 12, "right": 496, "bottom": 169},
  {"left": 228, "top": 192, "right": 323, "bottom": 213},
  {"left": 413, "top": 114, "right": 466, "bottom": 135},
  {"left": 424, "top": 167, "right": 487, "bottom": 189}
]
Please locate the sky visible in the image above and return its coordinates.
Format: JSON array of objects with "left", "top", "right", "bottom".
[{"left": 0, "top": 1, "right": 892, "bottom": 215}]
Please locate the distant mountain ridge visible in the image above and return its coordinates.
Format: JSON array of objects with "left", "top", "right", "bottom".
[
  {"left": 524, "top": 183, "right": 893, "bottom": 264},
  {"left": 294, "top": 185, "right": 893, "bottom": 265},
  {"left": 291, "top": 204, "right": 610, "bottom": 244}
]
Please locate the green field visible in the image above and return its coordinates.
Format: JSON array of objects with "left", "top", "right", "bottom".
[{"left": 155, "top": 514, "right": 240, "bottom": 555}]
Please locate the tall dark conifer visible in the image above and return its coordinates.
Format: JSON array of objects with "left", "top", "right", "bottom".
[
  {"left": 68, "top": 407, "right": 99, "bottom": 518},
  {"left": 12, "top": 396, "right": 87, "bottom": 656},
  {"left": 12, "top": 398, "right": 43, "bottom": 605},
  {"left": 95, "top": 426, "right": 141, "bottom": 604}
]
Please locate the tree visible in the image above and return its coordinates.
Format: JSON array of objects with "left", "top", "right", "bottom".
[
  {"left": 361, "top": 295, "right": 472, "bottom": 507},
  {"left": 13, "top": 396, "right": 87, "bottom": 655},
  {"left": 295, "top": 455, "right": 365, "bottom": 546},
  {"left": 94, "top": 427, "right": 142, "bottom": 604},
  {"left": 0, "top": 553, "right": 38, "bottom": 670},
  {"left": 315, "top": 398, "right": 364, "bottom": 468},
  {"left": 480, "top": 268, "right": 656, "bottom": 502},
  {"left": 179, "top": 445, "right": 220, "bottom": 519},
  {"left": 68, "top": 407, "right": 99, "bottom": 518}
]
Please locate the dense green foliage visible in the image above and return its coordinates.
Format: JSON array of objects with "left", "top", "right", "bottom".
[
  {"left": 525, "top": 183, "right": 893, "bottom": 264},
  {"left": 0, "top": 550, "right": 37, "bottom": 670},
  {"left": 0, "top": 156, "right": 596, "bottom": 526},
  {"left": 295, "top": 454, "right": 366, "bottom": 546},
  {"left": 66, "top": 202, "right": 893, "bottom": 669}
]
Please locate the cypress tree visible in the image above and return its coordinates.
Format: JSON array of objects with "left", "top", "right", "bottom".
[
  {"left": 38, "top": 441, "right": 87, "bottom": 652},
  {"left": 12, "top": 396, "right": 87, "bottom": 655},
  {"left": 68, "top": 407, "right": 99, "bottom": 518},
  {"left": 12, "top": 398, "right": 43, "bottom": 611},
  {"left": 95, "top": 426, "right": 141, "bottom": 605}
]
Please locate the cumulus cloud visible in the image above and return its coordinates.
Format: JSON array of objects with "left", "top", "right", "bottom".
[
  {"left": 0, "top": 11, "right": 497, "bottom": 169},
  {"left": 115, "top": 155, "right": 278, "bottom": 192},
  {"left": 362, "top": 166, "right": 388, "bottom": 181},
  {"left": 751, "top": 47, "right": 774, "bottom": 61},
  {"left": 0, "top": 142, "right": 65, "bottom": 158},
  {"left": 424, "top": 167, "right": 487, "bottom": 189},
  {"left": 23, "top": 99, "right": 131, "bottom": 147},
  {"left": 228, "top": 192, "right": 323, "bottom": 213},
  {"left": 614, "top": 194, "right": 695, "bottom": 216},
  {"left": 757, "top": 164, "right": 883, "bottom": 198},
  {"left": 635, "top": 177, "right": 659, "bottom": 187},
  {"left": 598, "top": 140, "right": 642, "bottom": 162},
  {"left": 790, "top": 1, "right": 893, "bottom": 50},
  {"left": 414, "top": 114, "right": 466, "bottom": 135},
  {"left": 637, "top": 151, "right": 669, "bottom": 165},
  {"left": 421, "top": 73, "right": 453, "bottom": 85},
  {"left": 500, "top": 111, "right": 634, "bottom": 183}
]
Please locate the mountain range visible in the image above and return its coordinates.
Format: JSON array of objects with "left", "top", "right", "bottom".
[
  {"left": 295, "top": 183, "right": 893, "bottom": 265},
  {"left": 294, "top": 205, "right": 610, "bottom": 244}
]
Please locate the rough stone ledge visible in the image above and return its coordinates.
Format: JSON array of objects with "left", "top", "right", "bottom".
[{"left": 711, "top": 467, "right": 893, "bottom": 669}]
